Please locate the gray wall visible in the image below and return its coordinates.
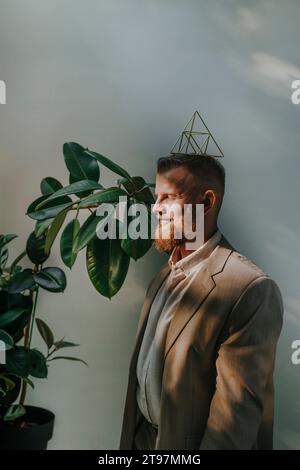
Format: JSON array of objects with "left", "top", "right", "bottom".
[{"left": 0, "top": 0, "right": 299, "bottom": 449}]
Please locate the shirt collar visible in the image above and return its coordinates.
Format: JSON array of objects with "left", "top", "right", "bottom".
[{"left": 168, "top": 228, "right": 222, "bottom": 276}]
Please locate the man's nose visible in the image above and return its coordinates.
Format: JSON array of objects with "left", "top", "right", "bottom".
[{"left": 152, "top": 197, "right": 164, "bottom": 215}]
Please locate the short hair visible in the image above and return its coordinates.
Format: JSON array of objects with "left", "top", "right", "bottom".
[{"left": 156, "top": 153, "right": 225, "bottom": 205}]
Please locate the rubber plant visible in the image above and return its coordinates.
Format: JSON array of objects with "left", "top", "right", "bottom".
[
  {"left": 0, "top": 142, "right": 154, "bottom": 423},
  {"left": 0, "top": 233, "right": 86, "bottom": 424}
]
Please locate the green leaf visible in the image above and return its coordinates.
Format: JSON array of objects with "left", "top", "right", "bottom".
[
  {"left": 0, "top": 308, "right": 27, "bottom": 328},
  {"left": 60, "top": 218, "right": 80, "bottom": 268},
  {"left": 0, "top": 246, "right": 8, "bottom": 270},
  {"left": 78, "top": 187, "right": 127, "bottom": 209},
  {"left": 120, "top": 176, "right": 155, "bottom": 203},
  {"left": 35, "top": 180, "right": 103, "bottom": 210},
  {"left": 0, "top": 374, "right": 21, "bottom": 406},
  {"left": 28, "top": 349, "right": 48, "bottom": 378},
  {"left": 0, "top": 293, "right": 32, "bottom": 343},
  {"left": 36, "top": 318, "right": 54, "bottom": 349},
  {"left": 34, "top": 218, "right": 54, "bottom": 237},
  {"left": 27, "top": 191, "right": 73, "bottom": 220},
  {"left": 4, "top": 374, "right": 34, "bottom": 390},
  {"left": 63, "top": 142, "right": 100, "bottom": 182},
  {"left": 26, "top": 194, "right": 50, "bottom": 214},
  {"left": 64, "top": 141, "right": 100, "bottom": 197},
  {"left": 53, "top": 340, "right": 79, "bottom": 350},
  {"left": 0, "top": 330, "right": 14, "bottom": 349},
  {"left": 48, "top": 356, "right": 88, "bottom": 366},
  {"left": 5, "top": 347, "right": 31, "bottom": 378},
  {"left": 7, "top": 269, "right": 35, "bottom": 293},
  {"left": 86, "top": 226, "right": 130, "bottom": 298},
  {"left": 121, "top": 237, "right": 152, "bottom": 260},
  {"left": 0, "top": 374, "right": 16, "bottom": 391},
  {"left": 120, "top": 200, "right": 153, "bottom": 260},
  {"left": 72, "top": 206, "right": 115, "bottom": 254},
  {"left": 3, "top": 404, "right": 26, "bottom": 421},
  {"left": 9, "top": 265, "right": 22, "bottom": 276},
  {"left": 20, "top": 376, "right": 35, "bottom": 389},
  {"left": 26, "top": 231, "right": 49, "bottom": 264},
  {"left": 34, "top": 267, "right": 67, "bottom": 292},
  {"left": 0, "top": 234, "right": 18, "bottom": 250},
  {"left": 40, "top": 177, "right": 63, "bottom": 195},
  {"left": 45, "top": 208, "right": 69, "bottom": 255},
  {"left": 28, "top": 201, "right": 74, "bottom": 221},
  {"left": 85, "top": 150, "right": 132, "bottom": 182},
  {"left": 68, "top": 174, "right": 91, "bottom": 198}
]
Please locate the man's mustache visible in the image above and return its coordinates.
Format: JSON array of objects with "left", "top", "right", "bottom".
[{"left": 158, "top": 217, "right": 174, "bottom": 222}]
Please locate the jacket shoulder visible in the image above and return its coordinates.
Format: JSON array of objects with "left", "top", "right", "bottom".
[
  {"left": 228, "top": 249, "right": 267, "bottom": 279},
  {"left": 217, "top": 235, "right": 265, "bottom": 278},
  {"left": 217, "top": 235, "right": 279, "bottom": 296},
  {"left": 214, "top": 237, "right": 283, "bottom": 331}
]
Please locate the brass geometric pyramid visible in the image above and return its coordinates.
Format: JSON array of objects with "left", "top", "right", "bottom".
[{"left": 170, "top": 110, "right": 224, "bottom": 157}]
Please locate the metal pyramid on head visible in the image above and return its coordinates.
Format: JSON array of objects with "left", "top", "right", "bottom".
[{"left": 170, "top": 110, "right": 224, "bottom": 157}]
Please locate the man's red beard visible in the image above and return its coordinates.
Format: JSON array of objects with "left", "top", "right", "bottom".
[
  {"left": 154, "top": 219, "right": 182, "bottom": 253},
  {"left": 154, "top": 218, "right": 198, "bottom": 253}
]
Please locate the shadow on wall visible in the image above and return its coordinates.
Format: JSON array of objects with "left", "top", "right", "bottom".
[
  {"left": 219, "top": 210, "right": 300, "bottom": 450},
  {"left": 274, "top": 298, "right": 300, "bottom": 450}
]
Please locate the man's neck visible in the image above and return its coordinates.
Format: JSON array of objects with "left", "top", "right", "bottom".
[{"left": 176, "top": 226, "right": 219, "bottom": 261}]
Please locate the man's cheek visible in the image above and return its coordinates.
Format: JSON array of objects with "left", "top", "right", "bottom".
[
  {"left": 166, "top": 201, "right": 183, "bottom": 218},
  {"left": 173, "top": 218, "right": 184, "bottom": 239}
]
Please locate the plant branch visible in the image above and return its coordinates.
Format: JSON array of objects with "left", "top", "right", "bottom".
[
  {"left": 19, "top": 265, "right": 39, "bottom": 407},
  {"left": 46, "top": 336, "right": 65, "bottom": 359},
  {"left": 28, "top": 286, "right": 39, "bottom": 347},
  {"left": 9, "top": 250, "right": 26, "bottom": 273},
  {"left": 19, "top": 290, "right": 34, "bottom": 406},
  {"left": 69, "top": 205, "right": 99, "bottom": 211}
]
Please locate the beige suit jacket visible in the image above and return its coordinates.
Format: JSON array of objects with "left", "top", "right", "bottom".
[{"left": 119, "top": 235, "right": 284, "bottom": 450}]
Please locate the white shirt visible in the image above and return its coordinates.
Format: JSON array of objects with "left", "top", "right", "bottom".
[{"left": 136, "top": 229, "right": 222, "bottom": 426}]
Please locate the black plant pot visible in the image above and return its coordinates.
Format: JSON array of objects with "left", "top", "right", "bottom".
[{"left": 0, "top": 405, "right": 55, "bottom": 450}]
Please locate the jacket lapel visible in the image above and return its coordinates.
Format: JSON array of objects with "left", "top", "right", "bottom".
[
  {"left": 128, "top": 235, "right": 234, "bottom": 372},
  {"left": 163, "top": 235, "right": 234, "bottom": 363}
]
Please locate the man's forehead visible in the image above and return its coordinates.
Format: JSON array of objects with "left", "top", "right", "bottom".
[{"left": 155, "top": 167, "right": 194, "bottom": 192}]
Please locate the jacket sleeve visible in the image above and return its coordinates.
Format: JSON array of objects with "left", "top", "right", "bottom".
[{"left": 199, "top": 275, "right": 284, "bottom": 449}]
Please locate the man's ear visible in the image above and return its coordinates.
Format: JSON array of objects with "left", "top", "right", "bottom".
[{"left": 203, "top": 190, "right": 216, "bottom": 213}]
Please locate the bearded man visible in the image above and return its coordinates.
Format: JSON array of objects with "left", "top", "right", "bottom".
[{"left": 119, "top": 153, "right": 283, "bottom": 450}]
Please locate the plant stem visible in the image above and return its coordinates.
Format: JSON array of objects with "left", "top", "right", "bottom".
[
  {"left": 69, "top": 205, "right": 99, "bottom": 210},
  {"left": 19, "top": 266, "right": 40, "bottom": 407},
  {"left": 28, "top": 287, "right": 39, "bottom": 347},
  {"left": 18, "top": 302, "right": 32, "bottom": 406},
  {"left": 9, "top": 250, "right": 26, "bottom": 273},
  {"left": 19, "top": 384, "right": 27, "bottom": 407},
  {"left": 19, "top": 325, "right": 29, "bottom": 406}
]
